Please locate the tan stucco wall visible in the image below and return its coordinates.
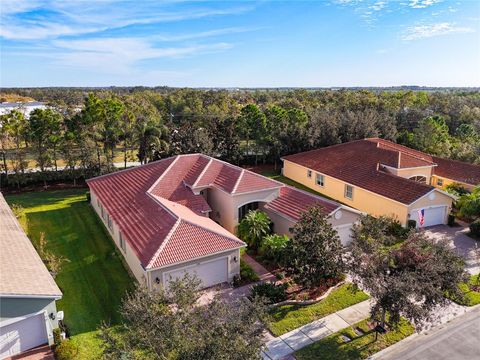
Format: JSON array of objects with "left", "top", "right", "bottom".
[
  {"left": 147, "top": 248, "right": 241, "bottom": 289},
  {"left": 90, "top": 190, "right": 146, "bottom": 284},
  {"left": 283, "top": 160, "right": 410, "bottom": 224},
  {"left": 207, "top": 187, "right": 280, "bottom": 234},
  {"left": 387, "top": 166, "right": 433, "bottom": 184},
  {"left": 408, "top": 190, "right": 453, "bottom": 224},
  {"left": 431, "top": 175, "right": 475, "bottom": 191}
]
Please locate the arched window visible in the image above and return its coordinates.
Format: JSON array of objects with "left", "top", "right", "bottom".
[{"left": 409, "top": 175, "right": 427, "bottom": 184}]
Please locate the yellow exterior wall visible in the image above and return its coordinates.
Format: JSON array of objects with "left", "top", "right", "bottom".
[
  {"left": 431, "top": 175, "right": 475, "bottom": 191},
  {"left": 388, "top": 166, "right": 433, "bottom": 184},
  {"left": 282, "top": 160, "right": 410, "bottom": 224}
]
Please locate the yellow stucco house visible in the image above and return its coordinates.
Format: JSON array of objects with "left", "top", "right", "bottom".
[{"left": 282, "top": 138, "right": 479, "bottom": 228}]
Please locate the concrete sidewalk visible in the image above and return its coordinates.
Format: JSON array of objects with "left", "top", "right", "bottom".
[{"left": 262, "top": 299, "right": 373, "bottom": 360}]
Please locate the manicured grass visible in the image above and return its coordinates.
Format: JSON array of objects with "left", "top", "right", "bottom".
[
  {"left": 6, "top": 190, "right": 134, "bottom": 358},
  {"left": 447, "top": 275, "right": 480, "bottom": 306},
  {"left": 295, "top": 317, "right": 415, "bottom": 360},
  {"left": 267, "top": 284, "right": 370, "bottom": 336}
]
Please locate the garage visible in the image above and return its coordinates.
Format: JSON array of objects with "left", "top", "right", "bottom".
[
  {"left": 409, "top": 206, "right": 447, "bottom": 228},
  {"left": 163, "top": 256, "right": 229, "bottom": 289},
  {"left": 0, "top": 313, "right": 48, "bottom": 359},
  {"left": 334, "top": 224, "right": 354, "bottom": 246}
]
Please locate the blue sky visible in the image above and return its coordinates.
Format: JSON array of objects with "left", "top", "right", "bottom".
[{"left": 1, "top": 0, "right": 479, "bottom": 87}]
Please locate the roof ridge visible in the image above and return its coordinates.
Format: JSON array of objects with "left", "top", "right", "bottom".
[
  {"left": 146, "top": 217, "right": 182, "bottom": 269},
  {"left": 86, "top": 156, "right": 176, "bottom": 183},
  {"left": 181, "top": 218, "right": 245, "bottom": 245},
  {"left": 192, "top": 157, "right": 213, "bottom": 188},
  {"left": 232, "top": 169, "right": 245, "bottom": 194},
  {"left": 146, "top": 155, "right": 181, "bottom": 194}
]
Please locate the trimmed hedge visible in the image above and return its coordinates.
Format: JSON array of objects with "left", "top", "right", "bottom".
[{"left": 470, "top": 220, "right": 480, "bottom": 237}]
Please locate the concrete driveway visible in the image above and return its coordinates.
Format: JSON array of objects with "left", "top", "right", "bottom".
[{"left": 423, "top": 225, "right": 479, "bottom": 275}]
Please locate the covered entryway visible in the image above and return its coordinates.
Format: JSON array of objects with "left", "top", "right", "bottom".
[
  {"left": 409, "top": 206, "right": 447, "bottom": 228},
  {"left": 0, "top": 313, "right": 48, "bottom": 359},
  {"left": 164, "top": 257, "right": 229, "bottom": 289}
]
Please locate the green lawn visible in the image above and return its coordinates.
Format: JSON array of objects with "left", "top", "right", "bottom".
[
  {"left": 267, "top": 284, "right": 370, "bottom": 336},
  {"left": 447, "top": 275, "right": 480, "bottom": 306},
  {"left": 296, "top": 317, "right": 415, "bottom": 360},
  {"left": 6, "top": 189, "right": 134, "bottom": 359}
]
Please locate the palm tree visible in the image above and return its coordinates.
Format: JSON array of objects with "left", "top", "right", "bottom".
[
  {"left": 136, "top": 120, "right": 169, "bottom": 164},
  {"left": 237, "top": 210, "right": 272, "bottom": 250}
]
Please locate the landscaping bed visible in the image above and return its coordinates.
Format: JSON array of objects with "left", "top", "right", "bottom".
[
  {"left": 447, "top": 275, "right": 480, "bottom": 306},
  {"left": 266, "top": 283, "right": 370, "bottom": 336},
  {"left": 295, "top": 317, "right": 415, "bottom": 360},
  {"left": 6, "top": 189, "right": 133, "bottom": 359}
]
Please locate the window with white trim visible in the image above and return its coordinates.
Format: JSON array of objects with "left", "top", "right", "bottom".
[
  {"left": 316, "top": 173, "right": 325, "bottom": 187},
  {"left": 307, "top": 170, "right": 312, "bottom": 178},
  {"left": 437, "top": 178, "right": 444, "bottom": 186},
  {"left": 344, "top": 184, "right": 354, "bottom": 200},
  {"left": 119, "top": 232, "right": 126, "bottom": 252}
]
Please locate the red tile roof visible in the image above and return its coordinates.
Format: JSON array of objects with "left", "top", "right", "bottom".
[
  {"left": 264, "top": 186, "right": 340, "bottom": 221},
  {"left": 87, "top": 154, "right": 283, "bottom": 270},
  {"left": 432, "top": 156, "right": 480, "bottom": 186},
  {"left": 282, "top": 139, "right": 437, "bottom": 204}
]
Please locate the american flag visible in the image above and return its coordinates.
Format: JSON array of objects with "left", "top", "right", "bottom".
[{"left": 417, "top": 209, "right": 425, "bottom": 227}]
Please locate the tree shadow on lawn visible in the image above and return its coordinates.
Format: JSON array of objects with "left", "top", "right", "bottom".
[{"left": 6, "top": 189, "right": 87, "bottom": 210}]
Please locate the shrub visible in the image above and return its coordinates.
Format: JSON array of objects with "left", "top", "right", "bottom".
[
  {"left": 407, "top": 220, "right": 416, "bottom": 229},
  {"left": 86, "top": 191, "right": 91, "bottom": 202},
  {"left": 53, "top": 327, "right": 62, "bottom": 346},
  {"left": 237, "top": 210, "right": 272, "bottom": 249},
  {"left": 240, "top": 260, "right": 259, "bottom": 283},
  {"left": 251, "top": 282, "right": 287, "bottom": 304},
  {"left": 259, "top": 234, "right": 289, "bottom": 265},
  {"left": 448, "top": 213, "right": 456, "bottom": 227},
  {"left": 470, "top": 220, "right": 480, "bottom": 237},
  {"left": 55, "top": 339, "right": 78, "bottom": 360}
]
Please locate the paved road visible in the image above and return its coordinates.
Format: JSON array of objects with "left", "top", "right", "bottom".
[{"left": 377, "top": 306, "right": 480, "bottom": 360}]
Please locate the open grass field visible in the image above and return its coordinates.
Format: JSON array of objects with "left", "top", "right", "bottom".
[
  {"left": 267, "top": 284, "right": 370, "bottom": 336},
  {"left": 295, "top": 317, "right": 415, "bottom": 360},
  {"left": 6, "top": 189, "right": 134, "bottom": 358}
]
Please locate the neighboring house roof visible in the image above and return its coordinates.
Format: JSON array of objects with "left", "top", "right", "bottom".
[
  {"left": 264, "top": 186, "right": 341, "bottom": 221},
  {"left": 282, "top": 139, "right": 443, "bottom": 205},
  {"left": 0, "top": 193, "right": 62, "bottom": 298},
  {"left": 432, "top": 156, "right": 480, "bottom": 186},
  {"left": 87, "top": 154, "right": 284, "bottom": 270}
]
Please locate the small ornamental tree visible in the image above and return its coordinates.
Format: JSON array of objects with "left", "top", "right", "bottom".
[
  {"left": 347, "top": 224, "right": 467, "bottom": 330},
  {"left": 284, "top": 205, "right": 344, "bottom": 288},
  {"left": 100, "top": 274, "right": 265, "bottom": 360},
  {"left": 237, "top": 210, "right": 272, "bottom": 250}
]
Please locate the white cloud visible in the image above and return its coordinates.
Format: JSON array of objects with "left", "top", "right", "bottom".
[
  {"left": 0, "top": 1, "right": 256, "bottom": 40},
  {"left": 48, "top": 38, "right": 233, "bottom": 73},
  {"left": 408, "top": 0, "right": 442, "bottom": 9},
  {"left": 402, "top": 22, "right": 475, "bottom": 40},
  {"left": 370, "top": 1, "right": 386, "bottom": 11}
]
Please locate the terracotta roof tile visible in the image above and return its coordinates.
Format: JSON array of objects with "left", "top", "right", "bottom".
[
  {"left": 283, "top": 139, "right": 435, "bottom": 204},
  {"left": 432, "top": 156, "right": 480, "bottom": 186},
  {"left": 264, "top": 186, "right": 339, "bottom": 221},
  {"left": 234, "top": 170, "right": 283, "bottom": 194}
]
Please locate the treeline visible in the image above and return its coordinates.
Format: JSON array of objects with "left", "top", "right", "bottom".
[{"left": 0, "top": 89, "right": 479, "bottom": 189}]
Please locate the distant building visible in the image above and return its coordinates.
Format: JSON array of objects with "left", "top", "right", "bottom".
[{"left": 0, "top": 102, "right": 47, "bottom": 118}]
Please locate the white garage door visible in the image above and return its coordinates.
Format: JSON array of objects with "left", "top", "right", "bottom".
[
  {"left": 410, "top": 206, "right": 446, "bottom": 228},
  {"left": 334, "top": 225, "right": 353, "bottom": 246},
  {"left": 0, "top": 313, "right": 48, "bottom": 359},
  {"left": 164, "top": 257, "right": 229, "bottom": 289}
]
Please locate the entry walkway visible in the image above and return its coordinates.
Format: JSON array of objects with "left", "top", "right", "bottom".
[{"left": 262, "top": 299, "right": 373, "bottom": 360}]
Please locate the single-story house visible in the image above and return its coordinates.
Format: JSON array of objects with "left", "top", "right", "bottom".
[
  {"left": 281, "top": 138, "right": 470, "bottom": 228},
  {"left": 87, "top": 154, "right": 361, "bottom": 290},
  {"left": 0, "top": 193, "right": 62, "bottom": 359}
]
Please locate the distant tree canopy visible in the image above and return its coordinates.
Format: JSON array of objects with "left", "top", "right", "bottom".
[{"left": 1, "top": 88, "right": 479, "bottom": 188}]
